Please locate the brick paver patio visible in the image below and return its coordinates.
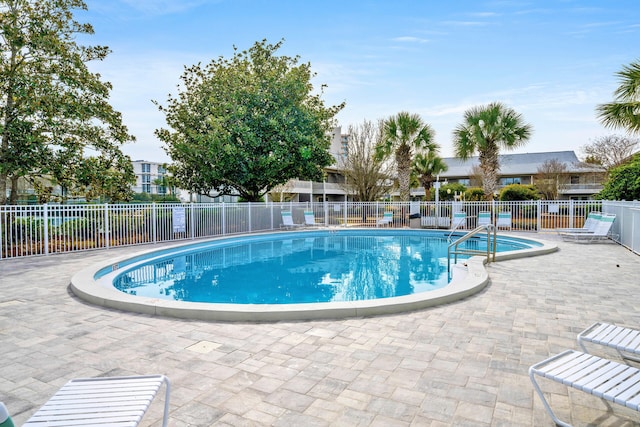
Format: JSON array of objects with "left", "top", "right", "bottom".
[{"left": 1, "top": 233, "right": 639, "bottom": 426}]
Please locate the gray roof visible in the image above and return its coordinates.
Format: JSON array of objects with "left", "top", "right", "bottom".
[{"left": 440, "top": 150, "right": 605, "bottom": 178}]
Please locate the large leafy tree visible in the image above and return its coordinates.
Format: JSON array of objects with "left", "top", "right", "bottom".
[
  {"left": 413, "top": 151, "right": 447, "bottom": 201},
  {"left": 0, "top": 0, "right": 135, "bottom": 204},
  {"left": 598, "top": 153, "right": 640, "bottom": 200},
  {"left": 597, "top": 61, "right": 640, "bottom": 134},
  {"left": 453, "top": 102, "right": 532, "bottom": 200},
  {"left": 156, "top": 39, "right": 344, "bottom": 202},
  {"left": 376, "top": 112, "right": 437, "bottom": 201},
  {"left": 339, "top": 120, "right": 392, "bottom": 201}
]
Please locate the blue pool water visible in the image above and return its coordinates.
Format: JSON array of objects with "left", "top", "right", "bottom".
[{"left": 110, "top": 230, "right": 540, "bottom": 305}]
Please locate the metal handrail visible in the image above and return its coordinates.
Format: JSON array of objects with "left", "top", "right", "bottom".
[{"left": 447, "top": 224, "right": 497, "bottom": 273}]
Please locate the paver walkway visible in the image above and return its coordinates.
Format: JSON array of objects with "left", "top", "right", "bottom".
[{"left": 1, "top": 234, "right": 640, "bottom": 426}]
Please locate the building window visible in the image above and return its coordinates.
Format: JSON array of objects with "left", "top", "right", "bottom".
[
  {"left": 570, "top": 175, "right": 580, "bottom": 184},
  {"left": 158, "top": 165, "right": 166, "bottom": 174},
  {"left": 499, "top": 177, "right": 521, "bottom": 185},
  {"left": 141, "top": 163, "right": 151, "bottom": 173},
  {"left": 142, "top": 174, "right": 151, "bottom": 183},
  {"left": 158, "top": 186, "right": 167, "bottom": 194},
  {"left": 142, "top": 184, "right": 151, "bottom": 193}
]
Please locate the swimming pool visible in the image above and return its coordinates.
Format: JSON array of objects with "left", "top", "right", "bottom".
[{"left": 71, "top": 229, "right": 556, "bottom": 321}]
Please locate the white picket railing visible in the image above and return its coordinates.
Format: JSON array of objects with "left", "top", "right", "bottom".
[{"left": 1, "top": 200, "right": 638, "bottom": 260}]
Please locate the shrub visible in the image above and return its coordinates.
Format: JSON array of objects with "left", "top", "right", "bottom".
[
  {"left": 439, "top": 183, "right": 466, "bottom": 201},
  {"left": 499, "top": 184, "right": 539, "bottom": 201},
  {"left": 464, "top": 187, "right": 485, "bottom": 201}
]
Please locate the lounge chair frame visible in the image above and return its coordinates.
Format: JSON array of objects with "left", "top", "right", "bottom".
[
  {"left": 559, "top": 213, "right": 616, "bottom": 242},
  {"left": 578, "top": 322, "right": 640, "bottom": 363},
  {"left": 530, "top": 350, "right": 640, "bottom": 427},
  {"left": 24, "top": 375, "right": 170, "bottom": 427}
]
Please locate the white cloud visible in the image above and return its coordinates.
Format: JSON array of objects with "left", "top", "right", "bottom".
[{"left": 392, "top": 36, "right": 430, "bottom": 44}]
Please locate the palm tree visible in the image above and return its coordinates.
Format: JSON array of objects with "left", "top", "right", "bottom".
[
  {"left": 452, "top": 102, "right": 532, "bottom": 200},
  {"left": 597, "top": 61, "right": 640, "bottom": 134},
  {"left": 377, "top": 112, "right": 437, "bottom": 201},
  {"left": 413, "top": 151, "right": 448, "bottom": 201}
]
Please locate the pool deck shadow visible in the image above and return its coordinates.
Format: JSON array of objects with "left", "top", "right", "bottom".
[{"left": 2, "top": 232, "right": 640, "bottom": 426}]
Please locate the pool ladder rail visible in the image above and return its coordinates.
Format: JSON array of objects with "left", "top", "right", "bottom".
[{"left": 447, "top": 224, "right": 497, "bottom": 273}]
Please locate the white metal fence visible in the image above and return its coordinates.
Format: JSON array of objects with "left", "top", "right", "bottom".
[{"left": 1, "top": 200, "right": 638, "bottom": 260}]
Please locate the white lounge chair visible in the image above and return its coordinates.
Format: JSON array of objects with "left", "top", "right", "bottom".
[
  {"left": 530, "top": 350, "right": 640, "bottom": 427},
  {"left": 281, "top": 211, "right": 303, "bottom": 229},
  {"left": 451, "top": 211, "right": 466, "bottom": 230},
  {"left": 496, "top": 211, "right": 511, "bottom": 230},
  {"left": 304, "top": 210, "right": 320, "bottom": 226},
  {"left": 24, "top": 375, "right": 170, "bottom": 427},
  {"left": 578, "top": 322, "right": 640, "bottom": 363},
  {"left": 560, "top": 213, "right": 616, "bottom": 242},
  {"left": 556, "top": 211, "right": 601, "bottom": 234},
  {"left": 377, "top": 211, "right": 393, "bottom": 227},
  {"left": 477, "top": 211, "right": 491, "bottom": 227}
]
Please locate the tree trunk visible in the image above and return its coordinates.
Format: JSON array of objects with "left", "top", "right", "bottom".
[
  {"left": 479, "top": 142, "right": 500, "bottom": 200},
  {"left": 396, "top": 144, "right": 412, "bottom": 201},
  {"left": 9, "top": 175, "right": 19, "bottom": 204}
]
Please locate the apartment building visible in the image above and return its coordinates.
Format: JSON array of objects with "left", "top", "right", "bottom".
[
  {"left": 131, "top": 160, "right": 169, "bottom": 195},
  {"left": 438, "top": 151, "right": 606, "bottom": 200}
]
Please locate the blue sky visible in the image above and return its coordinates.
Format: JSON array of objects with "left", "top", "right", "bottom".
[{"left": 81, "top": 0, "right": 640, "bottom": 162}]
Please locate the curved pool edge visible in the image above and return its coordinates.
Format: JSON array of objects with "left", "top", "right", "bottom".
[{"left": 69, "top": 231, "right": 558, "bottom": 322}]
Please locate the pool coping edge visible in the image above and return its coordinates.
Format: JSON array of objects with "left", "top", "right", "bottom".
[{"left": 69, "top": 230, "right": 557, "bottom": 322}]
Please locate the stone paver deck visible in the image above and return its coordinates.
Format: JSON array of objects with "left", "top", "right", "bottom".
[{"left": 1, "top": 233, "right": 640, "bottom": 426}]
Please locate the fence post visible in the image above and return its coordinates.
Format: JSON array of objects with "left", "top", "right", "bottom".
[
  {"left": 190, "top": 203, "right": 195, "bottom": 239},
  {"left": 43, "top": 203, "right": 49, "bottom": 256},
  {"left": 569, "top": 199, "right": 574, "bottom": 229},
  {"left": 324, "top": 200, "right": 329, "bottom": 226},
  {"left": 537, "top": 200, "right": 542, "bottom": 231},
  {"left": 104, "top": 204, "right": 110, "bottom": 249},
  {"left": 343, "top": 199, "right": 347, "bottom": 227},
  {"left": 248, "top": 202, "right": 252, "bottom": 233},
  {"left": 222, "top": 202, "right": 226, "bottom": 235},
  {"left": 152, "top": 202, "right": 157, "bottom": 244}
]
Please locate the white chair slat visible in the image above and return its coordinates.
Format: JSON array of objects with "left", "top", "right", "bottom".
[
  {"left": 578, "top": 360, "right": 624, "bottom": 391},
  {"left": 591, "top": 366, "right": 638, "bottom": 398},
  {"left": 24, "top": 375, "right": 169, "bottom": 427},
  {"left": 613, "top": 377, "right": 640, "bottom": 407},
  {"left": 541, "top": 352, "right": 591, "bottom": 379},
  {"left": 564, "top": 357, "right": 611, "bottom": 384}
]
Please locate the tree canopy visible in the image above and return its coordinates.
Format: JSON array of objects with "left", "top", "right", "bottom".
[
  {"left": 412, "top": 151, "right": 447, "bottom": 201},
  {"left": 376, "top": 112, "right": 437, "bottom": 201},
  {"left": 597, "top": 61, "right": 640, "bottom": 134},
  {"left": 453, "top": 102, "right": 532, "bottom": 200},
  {"left": 598, "top": 153, "right": 640, "bottom": 200},
  {"left": 581, "top": 135, "right": 639, "bottom": 170},
  {"left": 0, "top": 0, "right": 135, "bottom": 204},
  {"left": 155, "top": 39, "right": 344, "bottom": 202},
  {"left": 339, "top": 120, "right": 392, "bottom": 201}
]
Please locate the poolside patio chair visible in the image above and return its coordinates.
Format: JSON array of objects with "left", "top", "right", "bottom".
[
  {"left": 578, "top": 322, "right": 640, "bottom": 363},
  {"left": 304, "top": 210, "right": 321, "bottom": 227},
  {"left": 496, "top": 211, "right": 512, "bottom": 230},
  {"left": 559, "top": 213, "right": 616, "bottom": 242},
  {"left": 530, "top": 349, "right": 640, "bottom": 427},
  {"left": 477, "top": 211, "right": 491, "bottom": 227},
  {"left": 24, "top": 375, "right": 170, "bottom": 427},
  {"left": 451, "top": 211, "right": 466, "bottom": 230},
  {"left": 281, "top": 211, "right": 303, "bottom": 229},
  {"left": 377, "top": 211, "right": 393, "bottom": 227},
  {"left": 556, "top": 211, "right": 601, "bottom": 234}
]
